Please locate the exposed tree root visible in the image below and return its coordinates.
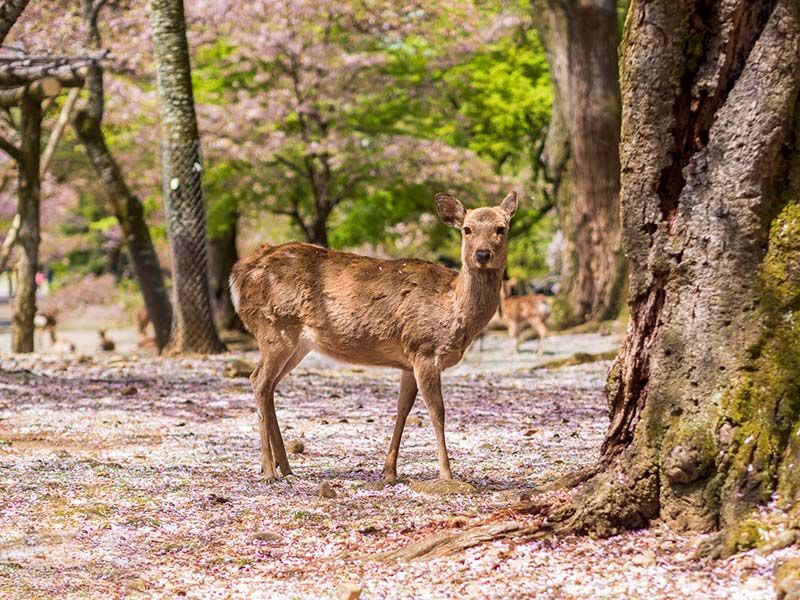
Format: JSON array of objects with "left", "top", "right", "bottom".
[
  {"left": 375, "top": 459, "right": 659, "bottom": 562},
  {"left": 376, "top": 521, "right": 552, "bottom": 562}
]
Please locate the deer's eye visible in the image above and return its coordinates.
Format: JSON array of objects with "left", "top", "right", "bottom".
[
  {"left": 463, "top": 226, "right": 472, "bottom": 235},
  {"left": 496, "top": 226, "right": 506, "bottom": 235}
]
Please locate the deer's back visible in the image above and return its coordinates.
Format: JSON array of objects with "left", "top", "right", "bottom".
[
  {"left": 502, "top": 293, "right": 550, "bottom": 323},
  {"left": 231, "top": 243, "right": 460, "bottom": 368}
]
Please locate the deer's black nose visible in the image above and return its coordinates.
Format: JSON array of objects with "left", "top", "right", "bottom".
[{"left": 475, "top": 250, "right": 491, "bottom": 264}]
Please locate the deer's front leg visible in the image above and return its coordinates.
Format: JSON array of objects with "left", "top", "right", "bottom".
[
  {"left": 383, "top": 369, "right": 418, "bottom": 482},
  {"left": 413, "top": 361, "right": 453, "bottom": 480}
]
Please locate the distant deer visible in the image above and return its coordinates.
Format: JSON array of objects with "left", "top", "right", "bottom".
[
  {"left": 98, "top": 329, "right": 115, "bottom": 352},
  {"left": 34, "top": 310, "right": 76, "bottom": 353},
  {"left": 231, "top": 192, "right": 518, "bottom": 482},
  {"left": 500, "top": 279, "right": 551, "bottom": 354},
  {"left": 134, "top": 307, "right": 157, "bottom": 349},
  {"left": 34, "top": 311, "right": 58, "bottom": 346}
]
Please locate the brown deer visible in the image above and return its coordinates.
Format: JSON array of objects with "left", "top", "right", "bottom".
[
  {"left": 34, "top": 311, "right": 58, "bottom": 346},
  {"left": 500, "top": 279, "right": 551, "bottom": 354},
  {"left": 98, "top": 329, "right": 116, "bottom": 352},
  {"left": 231, "top": 191, "right": 517, "bottom": 482}
]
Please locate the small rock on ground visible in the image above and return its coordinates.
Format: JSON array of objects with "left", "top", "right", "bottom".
[
  {"left": 286, "top": 439, "right": 305, "bottom": 454},
  {"left": 319, "top": 482, "right": 337, "bottom": 498},
  {"left": 338, "top": 584, "right": 362, "bottom": 600}
]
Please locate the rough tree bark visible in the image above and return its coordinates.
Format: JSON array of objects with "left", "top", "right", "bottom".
[
  {"left": 388, "top": 0, "right": 800, "bottom": 568},
  {"left": 73, "top": 0, "right": 173, "bottom": 351},
  {"left": 568, "top": 0, "right": 800, "bottom": 552},
  {"left": 11, "top": 94, "right": 40, "bottom": 352},
  {"left": 207, "top": 205, "right": 244, "bottom": 332},
  {"left": 149, "top": 0, "right": 225, "bottom": 354},
  {"left": 534, "top": 0, "right": 626, "bottom": 327}
]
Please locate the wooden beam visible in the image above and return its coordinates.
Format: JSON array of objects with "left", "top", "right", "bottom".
[
  {"left": 0, "top": 77, "right": 62, "bottom": 107},
  {"left": 0, "top": 57, "right": 98, "bottom": 87}
]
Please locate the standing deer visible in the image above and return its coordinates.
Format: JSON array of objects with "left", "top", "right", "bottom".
[
  {"left": 231, "top": 192, "right": 517, "bottom": 482},
  {"left": 500, "top": 279, "right": 551, "bottom": 354}
]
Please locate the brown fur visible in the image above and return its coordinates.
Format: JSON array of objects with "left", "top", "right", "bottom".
[
  {"left": 231, "top": 192, "right": 518, "bottom": 482},
  {"left": 98, "top": 329, "right": 115, "bottom": 352},
  {"left": 500, "top": 280, "right": 550, "bottom": 354},
  {"left": 34, "top": 311, "right": 58, "bottom": 345}
]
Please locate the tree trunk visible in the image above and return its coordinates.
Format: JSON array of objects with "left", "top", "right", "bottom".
[
  {"left": 11, "top": 94, "right": 40, "bottom": 352},
  {"left": 568, "top": 0, "right": 800, "bottom": 553},
  {"left": 149, "top": 0, "right": 225, "bottom": 354},
  {"left": 207, "top": 207, "right": 244, "bottom": 332},
  {"left": 534, "top": 0, "right": 626, "bottom": 327},
  {"left": 73, "top": 0, "right": 173, "bottom": 352},
  {"left": 309, "top": 211, "right": 329, "bottom": 247},
  {"left": 0, "top": 0, "right": 29, "bottom": 45}
]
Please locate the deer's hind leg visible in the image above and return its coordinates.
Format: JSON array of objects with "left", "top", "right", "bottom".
[
  {"left": 268, "top": 339, "right": 311, "bottom": 476},
  {"left": 251, "top": 326, "right": 302, "bottom": 480},
  {"left": 532, "top": 319, "right": 547, "bottom": 355},
  {"left": 383, "top": 369, "right": 418, "bottom": 482}
]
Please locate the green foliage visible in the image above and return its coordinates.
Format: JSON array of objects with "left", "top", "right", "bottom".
[{"left": 441, "top": 28, "right": 552, "bottom": 172}]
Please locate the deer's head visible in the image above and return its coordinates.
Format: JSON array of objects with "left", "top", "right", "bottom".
[{"left": 435, "top": 191, "right": 517, "bottom": 271}]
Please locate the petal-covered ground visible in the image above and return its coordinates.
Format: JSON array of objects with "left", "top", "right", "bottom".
[{"left": 0, "top": 334, "right": 797, "bottom": 599}]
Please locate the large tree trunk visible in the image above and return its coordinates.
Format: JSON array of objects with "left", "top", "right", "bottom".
[
  {"left": 73, "top": 0, "right": 173, "bottom": 352},
  {"left": 11, "top": 94, "right": 40, "bottom": 352},
  {"left": 391, "top": 0, "right": 800, "bottom": 567},
  {"left": 567, "top": 0, "right": 800, "bottom": 553},
  {"left": 149, "top": 0, "right": 225, "bottom": 354},
  {"left": 0, "top": 0, "right": 30, "bottom": 45},
  {"left": 534, "top": 0, "right": 626, "bottom": 327},
  {"left": 207, "top": 207, "right": 244, "bottom": 332}
]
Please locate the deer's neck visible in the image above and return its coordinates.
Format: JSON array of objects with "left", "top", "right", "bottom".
[{"left": 454, "top": 267, "right": 503, "bottom": 338}]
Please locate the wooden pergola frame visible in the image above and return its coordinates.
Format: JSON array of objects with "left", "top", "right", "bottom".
[{"left": 0, "top": 53, "right": 101, "bottom": 351}]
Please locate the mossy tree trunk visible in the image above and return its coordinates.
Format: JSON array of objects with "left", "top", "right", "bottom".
[
  {"left": 533, "top": 0, "right": 626, "bottom": 327},
  {"left": 568, "top": 0, "right": 800, "bottom": 552},
  {"left": 149, "top": 0, "right": 225, "bottom": 354},
  {"left": 11, "top": 94, "right": 40, "bottom": 353},
  {"left": 74, "top": 0, "right": 173, "bottom": 352}
]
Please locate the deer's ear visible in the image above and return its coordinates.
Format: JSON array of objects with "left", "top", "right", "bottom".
[
  {"left": 499, "top": 191, "right": 517, "bottom": 219},
  {"left": 435, "top": 193, "right": 466, "bottom": 228}
]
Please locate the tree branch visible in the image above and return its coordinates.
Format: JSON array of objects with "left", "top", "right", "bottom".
[
  {"left": 0, "top": 132, "right": 20, "bottom": 160},
  {"left": 0, "top": 213, "right": 20, "bottom": 272},
  {"left": 40, "top": 86, "right": 81, "bottom": 175},
  {"left": 0, "top": 0, "right": 30, "bottom": 46},
  {"left": 272, "top": 205, "right": 312, "bottom": 241}
]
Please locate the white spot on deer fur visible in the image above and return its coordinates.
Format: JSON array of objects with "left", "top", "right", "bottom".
[
  {"left": 229, "top": 274, "right": 240, "bottom": 310},
  {"left": 170, "top": 178, "right": 180, "bottom": 190}
]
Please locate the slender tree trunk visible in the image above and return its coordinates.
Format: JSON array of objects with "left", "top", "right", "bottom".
[
  {"left": 73, "top": 0, "right": 173, "bottom": 351},
  {"left": 534, "top": 0, "right": 626, "bottom": 327},
  {"left": 149, "top": 0, "right": 224, "bottom": 354},
  {"left": 12, "top": 94, "right": 40, "bottom": 352},
  {"left": 0, "top": 0, "right": 29, "bottom": 45},
  {"left": 309, "top": 211, "right": 329, "bottom": 247},
  {"left": 566, "top": 0, "right": 800, "bottom": 554},
  {"left": 207, "top": 207, "right": 244, "bottom": 331}
]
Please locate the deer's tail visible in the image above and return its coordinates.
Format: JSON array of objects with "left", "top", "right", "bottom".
[{"left": 229, "top": 242, "right": 273, "bottom": 314}]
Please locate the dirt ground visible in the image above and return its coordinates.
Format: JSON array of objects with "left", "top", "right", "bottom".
[{"left": 1, "top": 333, "right": 798, "bottom": 599}]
